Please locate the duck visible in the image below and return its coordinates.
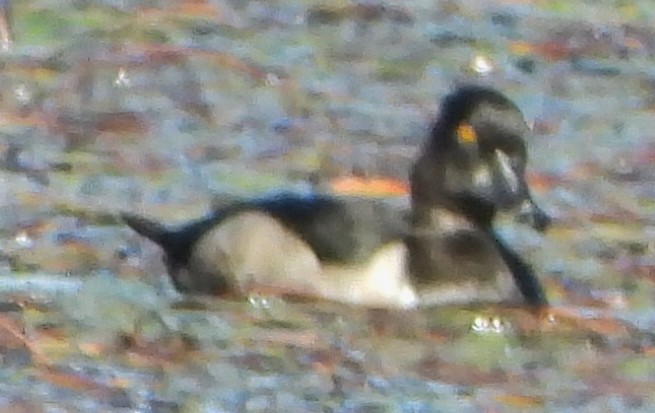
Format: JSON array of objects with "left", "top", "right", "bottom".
[{"left": 122, "top": 85, "right": 550, "bottom": 309}]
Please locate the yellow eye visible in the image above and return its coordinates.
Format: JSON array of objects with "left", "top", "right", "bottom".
[{"left": 457, "top": 123, "right": 477, "bottom": 144}]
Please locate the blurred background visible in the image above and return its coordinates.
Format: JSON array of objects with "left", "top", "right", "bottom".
[{"left": 0, "top": 0, "right": 655, "bottom": 411}]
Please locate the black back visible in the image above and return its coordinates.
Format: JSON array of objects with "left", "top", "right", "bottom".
[{"left": 125, "top": 192, "right": 409, "bottom": 268}]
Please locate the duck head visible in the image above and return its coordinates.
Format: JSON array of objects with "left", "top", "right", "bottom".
[{"left": 411, "top": 86, "right": 550, "bottom": 232}]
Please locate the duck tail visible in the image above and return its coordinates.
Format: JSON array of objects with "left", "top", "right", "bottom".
[{"left": 121, "top": 212, "right": 170, "bottom": 247}]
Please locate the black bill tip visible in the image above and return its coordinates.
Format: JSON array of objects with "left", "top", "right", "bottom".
[{"left": 516, "top": 200, "right": 551, "bottom": 232}]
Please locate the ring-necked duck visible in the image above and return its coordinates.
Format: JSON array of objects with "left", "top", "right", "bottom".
[{"left": 122, "top": 85, "right": 550, "bottom": 309}]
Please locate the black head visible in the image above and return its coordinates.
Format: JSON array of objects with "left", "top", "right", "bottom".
[{"left": 412, "top": 85, "right": 550, "bottom": 231}]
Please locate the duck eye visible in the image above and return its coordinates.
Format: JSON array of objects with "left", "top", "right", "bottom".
[{"left": 456, "top": 123, "right": 477, "bottom": 145}]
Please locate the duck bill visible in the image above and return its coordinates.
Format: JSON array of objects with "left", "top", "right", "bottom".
[
  {"left": 493, "top": 186, "right": 551, "bottom": 232},
  {"left": 515, "top": 197, "right": 551, "bottom": 232},
  {"left": 491, "top": 150, "right": 551, "bottom": 232}
]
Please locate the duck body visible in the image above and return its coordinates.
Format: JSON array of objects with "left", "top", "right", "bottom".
[
  {"left": 123, "top": 194, "right": 420, "bottom": 307},
  {"left": 123, "top": 85, "right": 550, "bottom": 308}
]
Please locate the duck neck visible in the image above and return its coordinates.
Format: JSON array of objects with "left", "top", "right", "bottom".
[
  {"left": 418, "top": 206, "right": 493, "bottom": 233},
  {"left": 410, "top": 151, "right": 495, "bottom": 232}
]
